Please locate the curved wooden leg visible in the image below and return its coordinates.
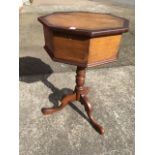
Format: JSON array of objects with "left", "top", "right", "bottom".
[
  {"left": 80, "top": 95, "right": 105, "bottom": 135},
  {"left": 41, "top": 93, "right": 76, "bottom": 115}
]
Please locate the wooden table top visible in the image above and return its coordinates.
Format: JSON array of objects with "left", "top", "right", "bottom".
[{"left": 38, "top": 11, "right": 129, "bottom": 37}]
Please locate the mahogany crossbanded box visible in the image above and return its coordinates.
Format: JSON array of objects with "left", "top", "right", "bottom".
[{"left": 38, "top": 12, "right": 129, "bottom": 67}]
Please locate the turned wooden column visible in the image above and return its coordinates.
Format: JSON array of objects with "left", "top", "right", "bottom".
[
  {"left": 74, "top": 67, "right": 88, "bottom": 100},
  {"left": 74, "top": 67, "right": 104, "bottom": 134}
]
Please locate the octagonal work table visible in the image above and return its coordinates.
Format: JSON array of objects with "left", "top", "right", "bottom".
[{"left": 38, "top": 12, "right": 129, "bottom": 135}]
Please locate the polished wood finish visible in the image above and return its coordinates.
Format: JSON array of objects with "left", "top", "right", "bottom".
[
  {"left": 38, "top": 12, "right": 129, "bottom": 135},
  {"left": 42, "top": 93, "right": 76, "bottom": 115},
  {"left": 38, "top": 11, "right": 129, "bottom": 37},
  {"left": 52, "top": 32, "right": 89, "bottom": 64},
  {"left": 88, "top": 35, "right": 122, "bottom": 63},
  {"left": 42, "top": 27, "right": 122, "bottom": 67},
  {"left": 39, "top": 12, "right": 129, "bottom": 67},
  {"left": 43, "top": 12, "right": 124, "bottom": 30},
  {"left": 41, "top": 67, "right": 104, "bottom": 135}
]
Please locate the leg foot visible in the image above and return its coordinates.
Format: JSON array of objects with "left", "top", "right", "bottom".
[
  {"left": 80, "top": 96, "right": 105, "bottom": 135},
  {"left": 42, "top": 93, "right": 76, "bottom": 115}
]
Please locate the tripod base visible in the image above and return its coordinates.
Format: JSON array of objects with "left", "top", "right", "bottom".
[{"left": 41, "top": 67, "right": 104, "bottom": 135}]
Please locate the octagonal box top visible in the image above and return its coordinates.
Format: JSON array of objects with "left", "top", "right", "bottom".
[
  {"left": 38, "top": 12, "right": 129, "bottom": 37},
  {"left": 38, "top": 12, "right": 129, "bottom": 67}
]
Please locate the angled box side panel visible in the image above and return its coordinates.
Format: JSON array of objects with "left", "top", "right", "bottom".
[
  {"left": 52, "top": 33, "right": 89, "bottom": 64},
  {"left": 88, "top": 35, "right": 122, "bottom": 64},
  {"left": 43, "top": 26, "right": 54, "bottom": 52}
]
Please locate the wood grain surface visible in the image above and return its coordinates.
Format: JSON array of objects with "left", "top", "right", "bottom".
[
  {"left": 88, "top": 35, "right": 122, "bottom": 63},
  {"left": 43, "top": 28, "right": 121, "bottom": 66},
  {"left": 38, "top": 12, "right": 129, "bottom": 37},
  {"left": 44, "top": 12, "right": 124, "bottom": 30},
  {"left": 39, "top": 12, "right": 129, "bottom": 67}
]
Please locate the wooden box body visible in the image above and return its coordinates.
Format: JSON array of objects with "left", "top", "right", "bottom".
[
  {"left": 43, "top": 26, "right": 122, "bottom": 67},
  {"left": 38, "top": 12, "right": 129, "bottom": 67}
]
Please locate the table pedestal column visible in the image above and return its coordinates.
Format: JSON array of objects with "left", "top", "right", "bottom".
[{"left": 41, "top": 66, "right": 104, "bottom": 135}]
